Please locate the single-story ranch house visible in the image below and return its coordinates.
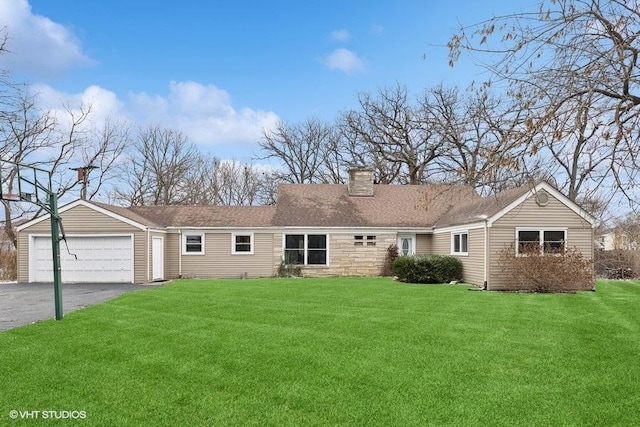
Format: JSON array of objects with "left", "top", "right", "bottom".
[{"left": 16, "top": 168, "right": 595, "bottom": 290}]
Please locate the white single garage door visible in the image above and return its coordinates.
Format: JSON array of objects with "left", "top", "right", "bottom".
[{"left": 32, "top": 235, "right": 134, "bottom": 283}]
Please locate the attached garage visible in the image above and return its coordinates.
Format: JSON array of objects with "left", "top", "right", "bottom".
[
  {"left": 30, "top": 235, "right": 134, "bottom": 283},
  {"left": 16, "top": 200, "right": 164, "bottom": 284}
]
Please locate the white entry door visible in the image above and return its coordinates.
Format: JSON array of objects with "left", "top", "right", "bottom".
[
  {"left": 397, "top": 234, "right": 416, "bottom": 256},
  {"left": 32, "top": 235, "right": 134, "bottom": 283},
  {"left": 152, "top": 236, "right": 164, "bottom": 281}
]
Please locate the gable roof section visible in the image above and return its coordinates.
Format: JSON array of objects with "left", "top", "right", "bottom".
[
  {"left": 273, "top": 184, "right": 481, "bottom": 228},
  {"left": 127, "top": 205, "right": 276, "bottom": 228},
  {"left": 435, "top": 181, "right": 596, "bottom": 229},
  {"left": 16, "top": 199, "right": 152, "bottom": 232}
]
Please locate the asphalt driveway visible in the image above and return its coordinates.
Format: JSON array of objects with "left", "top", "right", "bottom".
[{"left": 0, "top": 282, "right": 161, "bottom": 331}]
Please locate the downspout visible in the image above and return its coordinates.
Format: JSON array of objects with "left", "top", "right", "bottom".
[
  {"left": 146, "top": 228, "right": 150, "bottom": 283},
  {"left": 481, "top": 215, "right": 489, "bottom": 290},
  {"left": 178, "top": 230, "right": 183, "bottom": 279}
]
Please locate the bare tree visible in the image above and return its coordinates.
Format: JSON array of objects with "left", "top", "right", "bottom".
[
  {"left": 259, "top": 118, "right": 344, "bottom": 184},
  {"left": 613, "top": 211, "right": 640, "bottom": 250},
  {"left": 424, "top": 84, "right": 535, "bottom": 193},
  {"left": 338, "top": 84, "right": 442, "bottom": 184},
  {"left": 116, "top": 126, "right": 197, "bottom": 206},
  {"left": 182, "top": 156, "right": 279, "bottom": 206},
  {"left": 79, "top": 118, "right": 129, "bottom": 200},
  {"left": 534, "top": 92, "right": 617, "bottom": 203},
  {"left": 448, "top": 0, "right": 640, "bottom": 208}
]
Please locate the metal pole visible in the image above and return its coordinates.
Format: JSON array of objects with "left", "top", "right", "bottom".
[{"left": 49, "top": 192, "right": 63, "bottom": 320}]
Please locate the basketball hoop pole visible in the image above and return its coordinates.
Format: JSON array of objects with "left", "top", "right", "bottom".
[{"left": 49, "top": 192, "right": 63, "bottom": 320}]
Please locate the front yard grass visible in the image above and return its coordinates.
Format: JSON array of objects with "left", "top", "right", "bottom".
[{"left": 1, "top": 278, "right": 639, "bottom": 426}]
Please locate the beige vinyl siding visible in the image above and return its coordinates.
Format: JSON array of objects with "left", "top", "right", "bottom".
[
  {"left": 16, "top": 232, "right": 29, "bottom": 283},
  {"left": 461, "top": 228, "right": 485, "bottom": 286},
  {"left": 17, "top": 204, "right": 146, "bottom": 283},
  {"left": 180, "top": 232, "right": 275, "bottom": 278},
  {"left": 432, "top": 229, "right": 485, "bottom": 286},
  {"left": 165, "top": 233, "right": 180, "bottom": 279},
  {"left": 416, "top": 234, "right": 432, "bottom": 255},
  {"left": 432, "top": 233, "right": 449, "bottom": 255},
  {"left": 488, "top": 193, "right": 593, "bottom": 290}
]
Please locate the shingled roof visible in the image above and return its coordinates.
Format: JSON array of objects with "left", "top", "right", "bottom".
[
  {"left": 85, "top": 182, "right": 562, "bottom": 230},
  {"left": 125, "top": 205, "right": 276, "bottom": 228},
  {"left": 272, "top": 184, "right": 481, "bottom": 228},
  {"left": 434, "top": 184, "right": 537, "bottom": 228},
  {"left": 90, "top": 201, "right": 163, "bottom": 228}
]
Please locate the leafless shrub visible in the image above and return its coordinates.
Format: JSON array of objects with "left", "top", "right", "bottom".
[
  {"left": 381, "top": 244, "right": 398, "bottom": 276},
  {"left": 498, "top": 243, "right": 594, "bottom": 293},
  {"left": 0, "top": 250, "right": 16, "bottom": 281},
  {"left": 595, "top": 250, "right": 639, "bottom": 280}
]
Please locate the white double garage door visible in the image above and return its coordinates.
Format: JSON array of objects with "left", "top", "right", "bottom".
[{"left": 30, "top": 235, "right": 134, "bottom": 283}]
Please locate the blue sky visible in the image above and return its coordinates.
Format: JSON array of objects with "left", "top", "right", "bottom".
[{"left": 1, "top": 0, "right": 536, "bottom": 162}]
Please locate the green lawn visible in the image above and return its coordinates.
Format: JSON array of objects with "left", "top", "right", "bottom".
[{"left": 1, "top": 278, "right": 640, "bottom": 426}]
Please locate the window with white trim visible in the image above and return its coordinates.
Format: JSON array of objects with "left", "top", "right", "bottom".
[
  {"left": 284, "top": 234, "right": 327, "bottom": 265},
  {"left": 183, "top": 233, "right": 204, "bottom": 255},
  {"left": 232, "top": 232, "right": 253, "bottom": 254},
  {"left": 517, "top": 229, "right": 566, "bottom": 255},
  {"left": 452, "top": 232, "right": 468, "bottom": 255}
]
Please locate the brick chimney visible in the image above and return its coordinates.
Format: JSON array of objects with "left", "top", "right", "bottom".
[{"left": 348, "top": 167, "right": 374, "bottom": 196}]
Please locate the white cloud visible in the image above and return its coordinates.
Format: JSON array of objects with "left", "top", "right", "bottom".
[
  {"left": 30, "top": 84, "right": 126, "bottom": 129},
  {"left": 129, "top": 81, "right": 279, "bottom": 145},
  {"left": 329, "top": 29, "right": 351, "bottom": 42},
  {"left": 324, "top": 48, "right": 365, "bottom": 75},
  {"left": 27, "top": 80, "right": 278, "bottom": 147},
  {"left": 0, "top": 0, "right": 93, "bottom": 76}
]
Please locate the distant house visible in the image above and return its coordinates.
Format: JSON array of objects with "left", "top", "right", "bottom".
[
  {"left": 595, "top": 228, "right": 639, "bottom": 251},
  {"left": 16, "top": 168, "right": 595, "bottom": 290}
]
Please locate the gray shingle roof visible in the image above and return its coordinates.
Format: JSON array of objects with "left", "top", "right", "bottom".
[
  {"left": 272, "top": 184, "right": 481, "bottom": 228},
  {"left": 90, "top": 201, "right": 163, "bottom": 228},
  {"left": 125, "top": 205, "right": 276, "bottom": 228},
  {"left": 86, "top": 182, "right": 551, "bottom": 230}
]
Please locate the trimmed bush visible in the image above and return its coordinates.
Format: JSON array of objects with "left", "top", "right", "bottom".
[{"left": 392, "top": 254, "right": 463, "bottom": 283}]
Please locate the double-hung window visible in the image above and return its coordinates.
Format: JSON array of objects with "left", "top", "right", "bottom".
[
  {"left": 517, "top": 229, "right": 566, "bottom": 255},
  {"left": 452, "top": 232, "right": 469, "bottom": 255},
  {"left": 232, "top": 232, "right": 253, "bottom": 254},
  {"left": 183, "top": 233, "right": 204, "bottom": 255},
  {"left": 284, "top": 234, "right": 327, "bottom": 265}
]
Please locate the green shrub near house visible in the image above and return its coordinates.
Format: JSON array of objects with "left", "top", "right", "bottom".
[{"left": 392, "top": 254, "right": 463, "bottom": 283}]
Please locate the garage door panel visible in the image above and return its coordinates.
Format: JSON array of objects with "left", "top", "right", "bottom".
[{"left": 32, "top": 236, "right": 133, "bottom": 283}]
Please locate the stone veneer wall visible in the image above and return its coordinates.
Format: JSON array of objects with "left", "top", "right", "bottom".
[{"left": 294, "top": 233, "right": 397, "bottom": 277}]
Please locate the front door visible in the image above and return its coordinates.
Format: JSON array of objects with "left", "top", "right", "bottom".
[
  {"left": 152, "top": 236, "right": 164, "bottom": 281},
  {"left": 397, "top": 234, "right": 416, "bottom": 256}
]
